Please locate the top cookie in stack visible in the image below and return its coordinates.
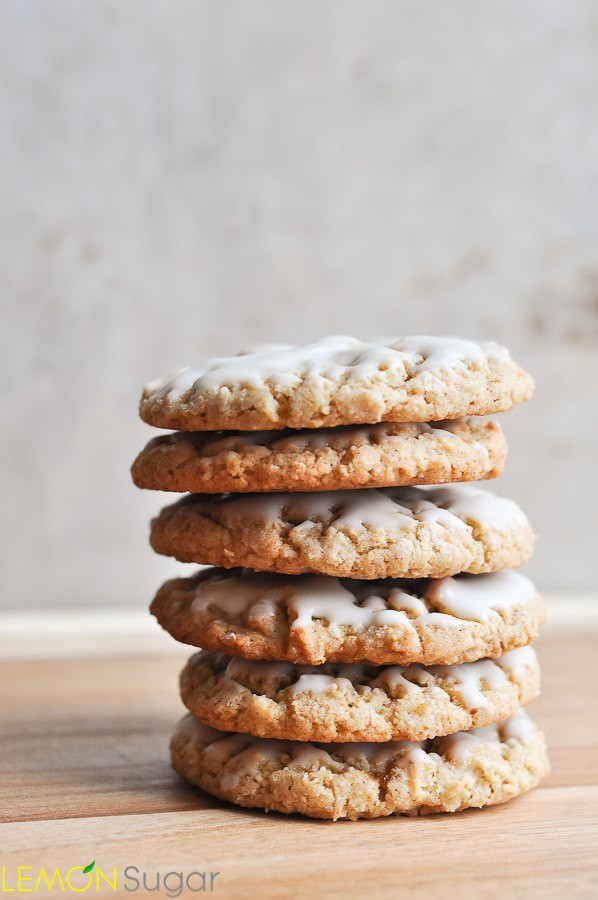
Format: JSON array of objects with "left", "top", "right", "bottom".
[
  {"left": 138, "top": 334, "right": 532, "bottom": 432},
  {"left": 135, "top": 335, "right": 548, "bottom": 821}
]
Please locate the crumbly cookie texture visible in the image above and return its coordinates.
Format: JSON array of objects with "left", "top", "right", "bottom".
[
  {"left": 180, "top": 646, "right": 540, "bottom": 743},
  {"left": 132, "top": 418, "right": 506, "bottom": 494},
  {"left": 140, "top": 335, "right": 534, "bottom": 431},
  {"left": 170, "top": 710, "right": 549, "bottom": 820},
  {"left": 150, "top": 568, "right": 545, "bottom": 666},
  {"left": 150, "top": 484, "right": 535, "bottom": 579}
]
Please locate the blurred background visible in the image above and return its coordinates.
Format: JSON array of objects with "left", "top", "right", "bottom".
[{"left": 2, "top": 0, "right": 597, "bottom": 610}]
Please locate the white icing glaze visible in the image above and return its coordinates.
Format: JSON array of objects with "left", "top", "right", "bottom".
[
  {"left": 277, "top": 578, "right": 417, "bottom": 630},
  {"left": 286, "top": 674, "right": 355, "bottom": 695},
  {"left": 200, "top": 423, "right": 423, "bottom": 454},
  {"left": 418, "top": 485, "right": 530, "bottom": 531},
  {"left": 201, "top": 732, "right": 252, "bottom": 766},
  {"left": 426, "top": 660, "right": 507, "bottom": 709},
  {"left": 495, "top": 645, "right": 537, "bottom": 675},
  {"left": 207, "top": 734, "right": 336, "bottom": 791},
  {"left": 213, "top": 649, "right": 537, "bottom": 709},
  {"left": 176, "top": 710, "right": 537, "bottom": 786},
  {"left": 217, "top": 490, "right": 419, "bottom": 532},
  {"left": 191, "top": 572, "right": 285, "bottom": 623},
  {"left": 224, "top": 657, "right": 291, "bottom": 683},
  {"left": 223, "top": 656, "right": 369, "bottom": 697},
  {"left": 436, "top": 724, "right": 500, "bottom": 761},
  {"left": 502, "top": 708, "right": 537, "bottom": 743},
  {"left": 425, "top": 571, "right": 537, "bottom": 622},
  {"left": 218, "top": 741, "right": 287, "bottom": 791},
  {"left": 192, "top": 573, "right": 412, "bottom": 630},
  {"left": 193, "top": 483, "right": 529, "bottom": 534},
  {"left": 290, "top": 744, "right": 335, "bottom": 767},
  {"left": 331, "top": 741, "right": 426, "bottom": 768},
  {"left": 144, "top": 335, "right": 511, "bottom": 398},
  {"left": 199, "top": 418, "right": 486, "bottom": 456},
  {"left": 191, "top": 569, "right": 538, "bottom": 630},
  {"left": 176, "top": 714, "right": 222, "bottom": 748},
  {"left": 272, "top": 422, "right": 432, "bottom": 451},
  {"left": 434, "top": 710, "right": 536, "bottom": 760},
  {"left": 201, "top": 430, "right": 287, "bottom": 454},
  {"left": 369, "top": 667, "right": 424, "bottom": 696}
]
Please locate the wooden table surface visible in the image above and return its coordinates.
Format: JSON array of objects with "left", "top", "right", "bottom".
[{"left": 1, "top": 606, "right": 597, "bottom": 899}]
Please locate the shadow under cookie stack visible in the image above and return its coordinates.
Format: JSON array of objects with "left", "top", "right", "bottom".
[{"left": 133, "top": 335, "right": 549, "bottom": 821}]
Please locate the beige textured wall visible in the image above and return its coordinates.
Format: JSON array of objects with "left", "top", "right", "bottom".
[{"left": 2, "top": 0, "right": 597, "bottom": 608}]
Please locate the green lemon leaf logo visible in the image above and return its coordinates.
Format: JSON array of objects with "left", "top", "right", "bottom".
[{"left": 83, "top": 861, "right": 95, "bottom": 874}]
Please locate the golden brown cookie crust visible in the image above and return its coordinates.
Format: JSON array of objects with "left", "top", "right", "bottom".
[
  {"left": 132, "top": 418, "right": 506, "bottom": 494},
  {"left": 140, "top": 335, "right": 533, "bottom": 431},
  {"left": 170, "top": 711, "right": 549, "bottom": 820},
  {"left": 150, "top": 568, "right": 545, "bottom": 666},
  {"left": 179, "top": 647, "right": 540, "bottom": 742},
  {"left": 150, "top": 485, "right": 535, "bottom": 579}
]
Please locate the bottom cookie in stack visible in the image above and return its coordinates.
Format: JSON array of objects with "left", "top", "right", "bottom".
[{"left": 171, "top": 710, "right": 548, "bottom": 821}]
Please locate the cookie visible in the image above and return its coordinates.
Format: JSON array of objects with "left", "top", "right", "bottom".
[
  {"left": 150, "top": 568, "right": 544, "bottom": 665},
  {"left": 139, "top": 335, "right": 534, "bottom": 431},
  {"left": 150, "top": 484, "right": 534, "bottom": 579},
  {"left": 132, "top": 417, "right": 506, "bottom": 494},
  {"left": 170, "top": 709, "right": 548, "bottom": 820},
  {"left": 179, "top": 646, "right": 540, "bottom": 743}
]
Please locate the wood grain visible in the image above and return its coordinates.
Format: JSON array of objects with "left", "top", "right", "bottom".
[{"left": 1, "top": 628, "right": 597, "bottom": 898}]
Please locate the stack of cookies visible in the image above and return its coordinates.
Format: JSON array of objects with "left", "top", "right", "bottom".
[{"left": 133, "top": 335, "right": 549, "bottom": 821}]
